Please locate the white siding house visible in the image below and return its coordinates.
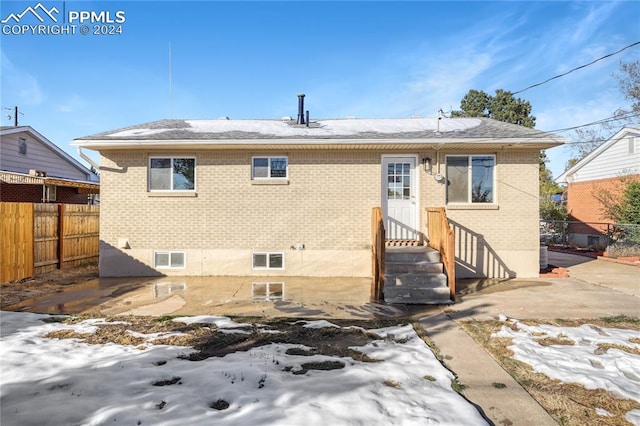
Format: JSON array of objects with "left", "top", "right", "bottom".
[
  {"left": 557, "top": 128, "right": 639, "bottom": 184},
  {"left": 1, "top": 126, "right": 98, "bottom": 181},
  {"left": 1, "top": 126, "right": 99, "bottom": 204},
  {"left": 556, "top": 127, "right": 640, "bottom": 248}
]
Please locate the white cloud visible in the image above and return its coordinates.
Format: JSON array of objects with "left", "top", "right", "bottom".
[
  {"left": 402, "top": 51, "right": 494, "bottom": 115},
  {"left": 570, "top": 2, "right": 619, "bottom": 44},
  {"left": 57, "top": 94, "right": 88, "bottom": 113},
  {"left": 0, "top": 50, "right": 45, "bottom": 106}
]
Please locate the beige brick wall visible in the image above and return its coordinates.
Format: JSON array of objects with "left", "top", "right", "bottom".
[
  {"left": 99, "top": 150, "right": 380, "bottom": 276},
  {"left": 99, "top": 148, "right": 541, "bottom": 278},
  {"left": 418, "top": 149, "right": 541, "bottom": 278}
]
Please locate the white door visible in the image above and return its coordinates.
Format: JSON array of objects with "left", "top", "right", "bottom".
[{"left": 382, "top": 156, "right": 418, "bottom": 240}]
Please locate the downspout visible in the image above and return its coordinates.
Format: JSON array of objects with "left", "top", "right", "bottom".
[
  {"left": 77, "top": 147, "right": 100, "bottom": 172},
  {"left": 77, "top": 147, "right": 100, "bottom": 204}
]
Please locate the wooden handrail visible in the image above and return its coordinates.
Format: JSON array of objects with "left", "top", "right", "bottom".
[
  {"left": 371, "top": 207, "right": 385, "bottom": 301},
  {"left": 426, "top": 207, "right": 456, "bottom": 300}
]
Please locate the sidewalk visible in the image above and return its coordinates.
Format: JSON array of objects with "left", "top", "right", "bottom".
[
  {"left": 416, "top": 252, "right": 640, "bottom": 426},
  {"left": 420, "top": 313, "right": 557, "bottom": 426}
]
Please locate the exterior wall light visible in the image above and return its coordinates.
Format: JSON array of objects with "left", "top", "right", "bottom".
[{"left": 422, "top": 157, "right": 432, "bottom": 173}]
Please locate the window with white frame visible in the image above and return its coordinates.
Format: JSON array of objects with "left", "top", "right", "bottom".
[
  {"left": 154, "top": 251, "right": 186, "bottom": 269},
  {"left": 149, "top": 157, "right": 195, "bottom": 191},
  {"left": 252, "top": 156, "right": 288, "bottom": 179},
  {"left": 252, "top": 252, "right": 284, "bottom": 270},
  {"left": 446, "top": 155, "right": 495, "bottom": 204}
]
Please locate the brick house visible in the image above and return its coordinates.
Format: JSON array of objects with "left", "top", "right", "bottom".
[
  {"left": 556, "top": 127, "right": 640, "bottom": 248},
  {"left": 1, "top": 126, "right": 99, "bottom": 204},
  {"left": 73, "top": 107, "right": 563, "bottom": 281}
]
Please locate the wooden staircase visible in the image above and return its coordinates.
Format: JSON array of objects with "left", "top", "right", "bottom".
[
  {"left": 371, "top": 207, "right": 456, "bottom": 305},
  {"left": 383, "top": 245, "right": 453, "bottom": 304}
]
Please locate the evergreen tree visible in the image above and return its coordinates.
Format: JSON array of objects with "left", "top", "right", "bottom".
[
  {"left": 539, "top": 151, "right": 566, "bottom": 221},
  {"left": 452, "top": 89, "right": 536, "bottom": 128},
  {"left": 595, "top": 178, "right": 640, "bottom": 225},
  {"left": 453, "top": 88, "right": 558, "bottom": 219}
]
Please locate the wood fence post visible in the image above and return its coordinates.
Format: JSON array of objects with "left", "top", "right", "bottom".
[
  {"left": 58, "top": 203, "right": 65, "bottom": 269},
  {"left": 30, "top": 203, "right": 35, "bottom": 277}
]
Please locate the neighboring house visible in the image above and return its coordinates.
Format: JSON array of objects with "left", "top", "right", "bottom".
[
  {"left": 73, "top": 108, "right": 564, "bottom": 279},
  {"left": 0, "top": 126, "right": 99, "bottom": 204},
  {"left": 556, "top": 127, "right": 640, "bottom": 248}
]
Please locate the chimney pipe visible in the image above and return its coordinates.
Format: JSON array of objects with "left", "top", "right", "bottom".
[
  {"left": 297, "top": 93, "right": 305, "bottom": 125},
  {"left": 305, "top": 110, "right": 310, "bottom": 127}
]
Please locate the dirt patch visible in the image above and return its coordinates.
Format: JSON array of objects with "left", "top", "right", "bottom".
[
  {"left": 210, "top": 399, "right": 230, "bottom": 410},
  {"left": 0, "top": 264, "right": 98, "bottom": 308},
  {"left": 291, "top": 360, "right": 346, "bottom": 375},
  {"left": 44, "top": 315, "right": 208, "bottom": 347},
  {"left": 179, "top": 319, "right": 393, "bottom": 362},
  {"left": 40, "top": 316, "right": 404, "bottom": 363},
  {"left": 152, "top": 377, "right": 182, "bottom": 386}
]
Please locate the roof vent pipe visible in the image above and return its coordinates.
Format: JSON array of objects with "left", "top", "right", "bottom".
[
  {"left": 297, "top": 93, "right": 306, "bottom": 125},
  {"left": 305, "top": 110, "right": 310, "bottom": 127}
]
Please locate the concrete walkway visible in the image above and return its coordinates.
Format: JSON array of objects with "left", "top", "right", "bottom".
[
  {"left": 420, "top": 313, "right": 557, "bottom": 426},
  {"left": 415, "top": 252, "right": 640, "bottom": 426}
]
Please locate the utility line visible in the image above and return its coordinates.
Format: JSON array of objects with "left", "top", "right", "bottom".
[
  {"left": 546, "top": 111, "right": 640, "bottom": 134},
  {"left": 512, "top": 41, "right": 640, "bottom": 95}
]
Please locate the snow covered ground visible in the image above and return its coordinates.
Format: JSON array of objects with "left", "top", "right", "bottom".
[
  {"left": 3, "top": 311, "right": 639, "bottom": 425},
  {"left": 0, "top": 311, "right": 487, "bottom": 426},
  {"left": 495, "top": 316, "right": 640, "bottom": 425}
]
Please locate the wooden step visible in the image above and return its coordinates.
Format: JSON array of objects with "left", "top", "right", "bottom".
[{"left": 385, "top": 246, "right": 441, "bottom": 263}]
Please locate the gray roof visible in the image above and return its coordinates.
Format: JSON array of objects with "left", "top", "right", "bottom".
[{"left": 73, "top": 117, "right": 566, "bottom": 150}]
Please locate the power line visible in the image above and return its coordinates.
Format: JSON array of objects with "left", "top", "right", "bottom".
[
  {"left": 546, "top": 111, "right": 640, "bottom": 134},
  {"left": 512, "top": 41, "right": 640, "bottom": 95}
]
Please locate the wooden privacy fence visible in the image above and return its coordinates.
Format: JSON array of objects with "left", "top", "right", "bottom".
[
  {"left": 371, "top": 207, "right": 385, "bottom": 301},
  {"left": 426, "top": 207, "right": 456, "bottom": 300},
  {"left": 1, "top": 202, "right": 99, "bottom": 283}
]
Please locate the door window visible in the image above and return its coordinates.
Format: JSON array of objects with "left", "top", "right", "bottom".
[{"left": 387, "top": 162, "right": 411, "bottom": 200}]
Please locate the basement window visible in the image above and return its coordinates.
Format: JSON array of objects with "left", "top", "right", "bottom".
[
  {"left": 154, "top": 251, "right": 186, "bottom": 269},
  {"left": 252, "top": 282, "right": 285, "bottom": 301},
  {"left": 252, "top": 252, "right": 284, "bottom": 270}
]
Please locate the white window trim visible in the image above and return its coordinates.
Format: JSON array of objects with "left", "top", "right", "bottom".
[
  {"left": 148, "top": 156, "right": 196, "bottom": 192},
  {"left": 252, "top": 282, "right": 285, "bottom": 301},
  {"left": 252, "top": 252, "right": 285, "bottom": 270},
  {"left": 154, "top": 250, "right": 186, "bottom": 269},
  {"left": 251, "top": 156, "right": 289, "bottom": 180},
  {"left": 445, "top": 154, "right": 497, "bottom": 205}
]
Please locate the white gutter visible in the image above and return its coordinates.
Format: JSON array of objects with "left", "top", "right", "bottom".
[{"left": 77, "top": 147, "right": 100, "bottom": 171}]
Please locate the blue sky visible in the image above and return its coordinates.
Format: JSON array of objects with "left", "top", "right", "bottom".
[{"left": 1, "top": 0, "right": 639, "bottom": 179}]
